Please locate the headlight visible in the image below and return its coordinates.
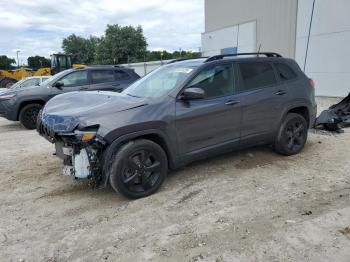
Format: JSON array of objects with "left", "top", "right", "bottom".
[
  {"left": 74, "top": 131, "right": 97, "bottom": 142},
  {"left": 0, "top": 93, "right": 16, "bottom": 100}
]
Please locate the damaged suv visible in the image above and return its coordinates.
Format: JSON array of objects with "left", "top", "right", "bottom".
[{"left": 37, "top": 53, "right": 317, "bottom": 198}]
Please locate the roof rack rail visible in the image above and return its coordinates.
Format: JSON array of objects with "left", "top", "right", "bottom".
[
  {"left": 167, "top": 57, "right": 208, "bottom": 64},
  {"left": 205, "top": 52, "right": 282, "bottom": 62},
  {"left": 167, "top": 58, "right": 190, "bottom": 64}
]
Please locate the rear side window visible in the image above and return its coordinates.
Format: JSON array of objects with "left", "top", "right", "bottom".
[
  {"left": 115, "top": 70, "right": 131, "bottom": 81},
  {"left": 91, "top": 70, "right": 115, "bottom": 84},
  {"left": 275, "top": 63, "right": 297, "bottom": 81},
  {"left": 239, "top": 62, "right": 276, "bottom": 91}
]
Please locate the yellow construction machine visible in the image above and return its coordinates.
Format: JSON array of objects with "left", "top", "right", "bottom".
[{"left": 0, "top": 54, "right": 84, "bottom": 88}]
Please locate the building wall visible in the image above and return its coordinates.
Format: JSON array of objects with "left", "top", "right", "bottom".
[
  {"left": 204, "top": 0, "right": 298, "bottom": 57},
  {"left": 295, "top": 0, "right": 350, "bottom": 97},
  {"left": 201, "top": 21, "right": 257, "bottom": 56}
]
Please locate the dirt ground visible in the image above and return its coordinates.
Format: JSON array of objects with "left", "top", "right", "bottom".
[{"left": 0, "top": 97, "right": 350, "bottom": 262}]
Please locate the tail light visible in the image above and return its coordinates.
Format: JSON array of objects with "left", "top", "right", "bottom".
[{"left": 308, "top": 79, "right": 315, "bottom": 89}]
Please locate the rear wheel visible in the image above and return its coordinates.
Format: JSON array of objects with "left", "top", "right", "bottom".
[
  {"left": 274, "top": 113, "right": 308, "bottom": 156},
  {"left": 109, "top": 139, "right": 168, "bottom": 199},
  {"left": 19, "top": 103, "right": 42, "bottom": 129}
]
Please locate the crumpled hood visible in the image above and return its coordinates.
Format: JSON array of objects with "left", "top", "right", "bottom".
[{"left": 41, "top": 91, "right": 147, "bottom": 132}]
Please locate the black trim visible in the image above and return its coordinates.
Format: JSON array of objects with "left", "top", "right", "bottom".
[{"left": 205, "top": 52, "right": 282, "bottom": 62}]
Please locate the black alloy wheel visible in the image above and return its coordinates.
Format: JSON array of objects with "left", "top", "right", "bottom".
[
  {"left": 109, "top": 139, "right": 168, "bottom": 199},
  {"left": 122, "top": 150, "right": 161, "bottom": 192},
  {"left": 19, "top": 103, "right": 43, "bottom": 129},
  {"left": 274, "top": 113, "right": 308, "bottom": 155}
]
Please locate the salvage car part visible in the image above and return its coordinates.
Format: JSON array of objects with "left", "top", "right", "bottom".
[{"left": 315, "top": 93, "right": 350, "bottom": 131}]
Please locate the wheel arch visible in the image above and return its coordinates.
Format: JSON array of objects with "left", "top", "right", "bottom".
[
  {"left": 100, "top": 129, "right": 179, "bottom": 187},
  {"left": 280, "top": 102, "right": 312, "bottom": 129},
  {"left": 286, "top": 106, "right": 310, "bottom": 127},
  {"left": 17, "top": 100, "right": 46, "bottom": 120}
]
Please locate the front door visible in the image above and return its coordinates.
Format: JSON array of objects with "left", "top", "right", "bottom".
[
  {"left": 175, "top": 63, "right": 242, "bottom": 155},
  {"left": 50, "top": 70, "right": 90, "bottom": 97}
]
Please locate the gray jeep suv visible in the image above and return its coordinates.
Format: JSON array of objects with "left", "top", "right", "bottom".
[
  {"left": 0, "top": 66, "right": 140, "bottom": 129},
  {"left": 37, "top": 53, "right": 317, "bottom": 199}
]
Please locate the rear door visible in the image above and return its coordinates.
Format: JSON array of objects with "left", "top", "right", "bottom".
[
  {"left": 237, "top": 61, "right": 289, "bottom": 140},
  {"left": 89, "top": 69, "right": 133, "bottom": 92}
]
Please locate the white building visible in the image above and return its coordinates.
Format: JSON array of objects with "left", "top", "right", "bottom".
[{"left": 202, "top": 0, "right": 350, "bottom": 97}]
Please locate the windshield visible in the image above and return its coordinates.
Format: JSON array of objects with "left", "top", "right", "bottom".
[
  {"left": 40, "top": 70, "right": 71, "bottom": 86},
  {"left": 123, "top": 65, "right": 195, "bottom": 98},
  {"left": 9, "top": 78, "right": 27, "bottom": 89}
]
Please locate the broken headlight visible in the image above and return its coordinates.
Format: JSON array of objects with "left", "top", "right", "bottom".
[{"left": 74, "top": 130, "right": 97, "bottom": 142}]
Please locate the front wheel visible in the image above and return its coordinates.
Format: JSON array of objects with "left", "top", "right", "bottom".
[
  {"left": 274, "top": 113, "right": 308, "bottom": 156},
  {"left": 108, "top": 139, "right": 168, "bottom": 199},
  {"left": 19, "top": 103, "right": 43, "bottom": 129}
]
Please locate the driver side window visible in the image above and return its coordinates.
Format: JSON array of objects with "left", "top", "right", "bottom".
[
  {"left": 187, "top": 64, "right": 234, "bottom": 99},
  {"left": 59, "top": 71, "right": 88, "bottom": 87}
]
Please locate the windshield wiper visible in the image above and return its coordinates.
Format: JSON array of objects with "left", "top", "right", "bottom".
[{"left": 126, "top": 93, "right": 142, "bottom": 98}]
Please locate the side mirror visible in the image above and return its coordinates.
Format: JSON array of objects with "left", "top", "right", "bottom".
[
  {"left": 180, "top": 87, "right": 205, "bottom": 100},
  {"left": 53, "top": 81, "right": 64, "bottom": 89}
]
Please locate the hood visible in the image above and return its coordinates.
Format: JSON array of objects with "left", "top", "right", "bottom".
[
  {"left": 0, "top": 88, "right": 8, "bottom": 94},
  {"left": 1, "top": 85, "right": 43, "bottom": 95},
  {"left": 41, "top": 91, "right": 147, "bottom": 132}
]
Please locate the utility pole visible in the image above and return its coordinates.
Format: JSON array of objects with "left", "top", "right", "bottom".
[{"left": 16, "top": 50, "right": 20, "bottom": 68}]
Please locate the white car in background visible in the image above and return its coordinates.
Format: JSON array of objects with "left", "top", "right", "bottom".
[{"left": 0, "top": 76, "right": 50, "bottom": 93}]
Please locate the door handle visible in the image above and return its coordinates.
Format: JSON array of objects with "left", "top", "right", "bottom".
[
  {"left": 112, "top": 83, "right": 121, "bottom": 87},
  {"left": 275, "top": 90, "right": 286, "bottom": 96},
  {"left": 225, "top": 100, "right": 240, "bottom": 106},
  {"left": 79, "top": 87, "right": 89, "bottom": 90}
]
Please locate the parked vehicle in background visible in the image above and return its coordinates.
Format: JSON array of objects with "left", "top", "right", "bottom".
[
  {"left": 37, "top": 53, "right": 317, "bottom": 199},
  {"left": 0, "top": 66, "right": 140, "bottom": 129},
  {"left": 0, "top": 76, "right": 50, "bottom": 93}
]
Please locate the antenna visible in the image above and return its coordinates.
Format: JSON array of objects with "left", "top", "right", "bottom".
[{"left": 257, "top": 44, "right": 262, "bottom": 57}]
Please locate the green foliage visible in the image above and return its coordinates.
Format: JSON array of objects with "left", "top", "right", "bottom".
[
  {"left": 94, "top": 25, "right": 147, "bottom": 64},
  {"left": 27, "top": 56, "right": 51, "bottom": 70},
  {"left": 62, "top": 34, "right": 100, "bottom": 64},
  {"left": 62, "top": 24, "right": 201, "bottom": 65},
  {"left": 145, "top": 50, "right": 201, "bottom": 62},
  {"left": 0, "top": 55, "right": 16, "bottom": 70}
]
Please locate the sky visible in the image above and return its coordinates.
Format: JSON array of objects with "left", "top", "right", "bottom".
[{"left": 0, "top": 0, "right": 204, "bottom": 65}]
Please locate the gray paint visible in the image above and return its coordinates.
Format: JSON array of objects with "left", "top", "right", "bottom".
[{"left": 204, "top": 0, "right": 298, "bottom": 58}]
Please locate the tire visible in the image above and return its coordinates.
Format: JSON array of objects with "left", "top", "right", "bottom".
[
  {"left": 108, "top": 139, "right": 168, "bottom": 199},
  {"left": 0, "top": 78, "right": 17, "bottom": 88},
  {"left": 19, "top": 104, "right": 43, "bottom": 129},
  {"left": 274, "top": 113, "right": 308, "bottom": 156}
]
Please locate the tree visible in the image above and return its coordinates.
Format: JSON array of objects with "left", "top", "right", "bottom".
[
  {"left": 94, "top": 24, "right": 147, "bottom": 64},
  {"left": 0, "top": 55, "right": 16, "bottom": 70},
  {"left": 27, "top": 56, "right": 51, "bottom": 70},
  {"left": 62, "top": 34, "right": 99, "bottom": 64}
]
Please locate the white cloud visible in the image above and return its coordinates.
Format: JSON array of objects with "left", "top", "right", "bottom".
[{"left": 0, "top": 0, "right": 204, "bottom": 64}]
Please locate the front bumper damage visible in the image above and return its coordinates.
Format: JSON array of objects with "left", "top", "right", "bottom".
[
  {"left": 37, "top": 112, "right": 106, "bottom": 187},
  {"left": 315, "top": 93, "right": 350, "bottom": 131}
]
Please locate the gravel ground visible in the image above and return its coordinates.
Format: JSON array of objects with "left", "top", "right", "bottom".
[{"left": 0, "top": 97, "right": 349, "bottom": 262}]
